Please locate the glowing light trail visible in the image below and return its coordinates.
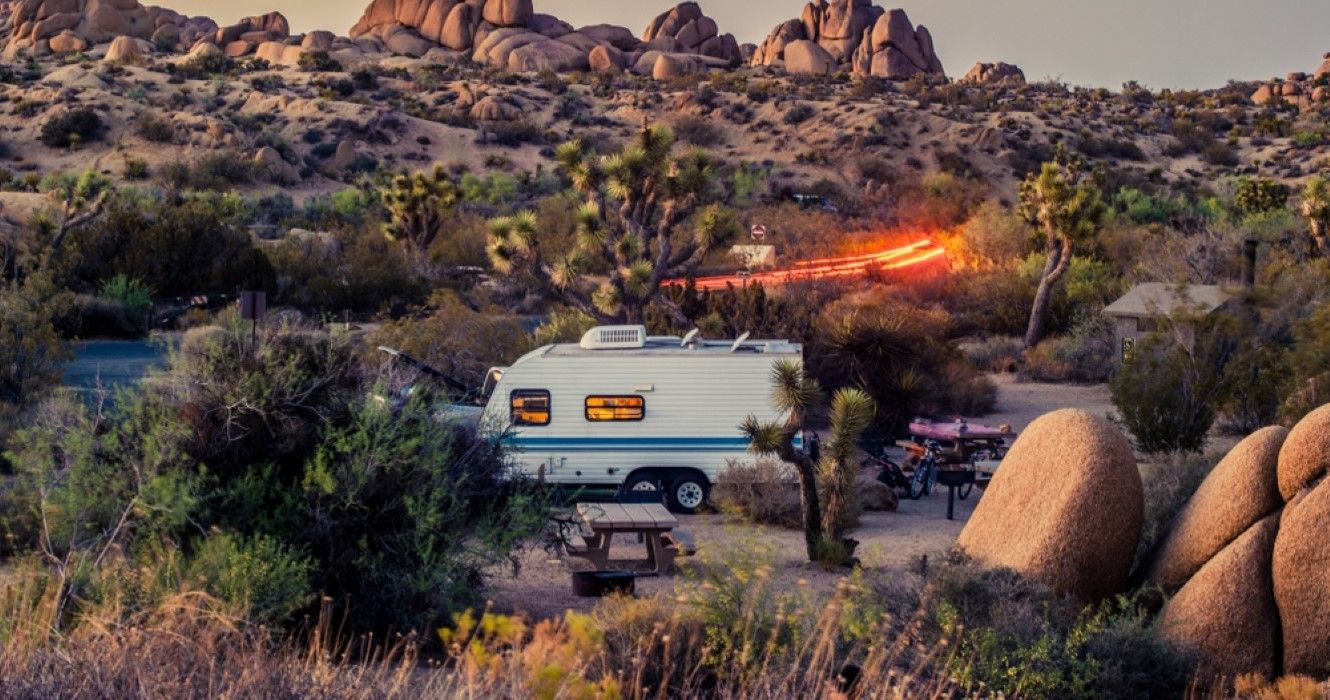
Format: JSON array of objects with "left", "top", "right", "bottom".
[{"left": 670, "top": 240, "right": 948, "bottom": 291}]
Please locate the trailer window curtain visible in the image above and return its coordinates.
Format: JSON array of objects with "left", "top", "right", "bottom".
[
  {"left": 510, "top": 390, "right": 551, "bottom": 426},
  {"left": 585, "top": 396, "right": 645, "bottom": 421}
]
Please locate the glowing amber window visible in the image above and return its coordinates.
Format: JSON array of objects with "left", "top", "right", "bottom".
[
  {"left": 585, "top": 396, "right": 645, "bottom": 422},
  {"left": 510, "top": 390, "right": 551, "bottom": 426}
]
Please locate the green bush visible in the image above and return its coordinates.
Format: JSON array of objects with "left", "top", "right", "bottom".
[
  {"left": 98, "top": 274, "right": 153, "bottom": 316},
  {"left": 1110, "top": 318, "right": 1236, "bottom": 454},
  {"left": 40, "top": 106, "right": 104, "bottom": 148},
  {"left": 298, "top": 49, "right": 342, "bottom": 73},
  {"left": 136, "top": 111, "right": 178, "bottom": 144}
]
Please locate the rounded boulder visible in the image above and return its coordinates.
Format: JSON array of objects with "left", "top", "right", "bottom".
[
  {"left": 1277, "top": 404, "right": 1330, "bottom": 501},
  {"left": 783, "top": 39, "right": 836, "bottom": 75},
  {"left": 1147, "top": 426, "right": 1286, "bottom": 593},
  {"left": 1272, "top": 478, "right": 1330, "bottom": 676},
  {"left": 1156, "top": 514, "right": 1281, "bottom": 679},
  {"left": 956, "top": 409, "right": 1142, "bottom": 601}
]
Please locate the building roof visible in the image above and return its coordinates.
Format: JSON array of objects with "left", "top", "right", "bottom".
[{"left": 1102, "top": 283, "right": 1232, "bottom": 319}]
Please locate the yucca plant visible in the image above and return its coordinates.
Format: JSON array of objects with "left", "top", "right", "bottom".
[
  {"left": 381, "top": 164, "right": 458, "bottom": 265},
  {"left": 742, "top": 360, "right": 874, "bottom": 563},
  {"left": 487, "top": 124, "right": 740, "bottom": 324}
]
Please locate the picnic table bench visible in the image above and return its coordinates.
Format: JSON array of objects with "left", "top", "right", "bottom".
[{"left": 560, "top": 503, "right": 692, "bottom": 576}]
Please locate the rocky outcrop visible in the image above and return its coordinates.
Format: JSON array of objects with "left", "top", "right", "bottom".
[
  {"left": 753, "top": 3, "right": 945, "bottom": 81},
  {"left": 960, "top": 61, "right": 1025, "bottom": 85},
  {"left": 2, "top": 0, "right": 216, "bottom": 57},
  {"left": 1318, "top": 52, "right": 1330, "bottom": 79},
  {"left": 1157, "top": 515, "right": 1281, "bottom": 679},
  {"left": 641, "top": 2, "right": 740, "bottom": 64},
  {"left": 957, "top": 409, "right": 1142, "bottom": 602},
  {"left": 208, "top": 12, "right": 291, "bottom": 59},
  {"left": 1277, "top": 404, "right": 1330, "bottom": 500},
  {"left": 1147, "top": 427, "right": 1286, "bottom": 593},
  {"left": 253, "top": 146, "right": 299, "bottom": 184},
  {"left": 1252, "top": 54, "right": 1330, "bottom": 107}
]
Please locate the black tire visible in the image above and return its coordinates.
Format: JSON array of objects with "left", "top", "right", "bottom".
[
  {"left": 908, "top": 463, "right": 929, "bottom": 500},
  {"left": 668, "top": 473, "right": 709, "bottom": 514},
  {"left": 620, "top": 471, "right": 663, "bottom": 500}
]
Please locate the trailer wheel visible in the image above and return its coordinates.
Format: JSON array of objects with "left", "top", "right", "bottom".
[
  {"left": 669, "top": 473, "right": 709, "bottom": 514},
  {"left": 622, "top": 471, "right": 662, "bottom": 497}
]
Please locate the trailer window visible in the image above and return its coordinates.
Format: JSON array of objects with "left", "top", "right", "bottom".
[
  {"left": 510, "top": 390, "right": 551, "bottom": 426},
  {"left": 585, "top": 396, "right": 645, "bottom": 422}
]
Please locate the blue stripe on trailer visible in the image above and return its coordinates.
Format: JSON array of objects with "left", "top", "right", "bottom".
[{"left": 504, "top": 435, "right": 806, "bottom": 451}]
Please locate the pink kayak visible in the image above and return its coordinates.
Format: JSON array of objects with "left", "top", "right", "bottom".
[{"left": 908, "top": 418, "right": 1012, "bottom": 441}]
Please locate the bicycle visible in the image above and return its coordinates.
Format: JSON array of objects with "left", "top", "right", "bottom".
[
  {"left": 908, "top": 440, "right": 943, "bottom": 500},
  {"left": 864, "top": 442, "right": 939, "bottom": 501}
]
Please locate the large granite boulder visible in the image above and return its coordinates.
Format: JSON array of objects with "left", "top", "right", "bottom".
[
  {"left": 1156, "top": 515, "right": 1281, "bottom": 679},
  {"left": 1272, "top": 478, "right": 1330, "bottom": 676},
  {"left": 1277, "top": 404, "right": 1330, "bottom": 501},
  {"left": 1147, "top": 427, "right": 1286, "bottom": 593},
  {"left": 103, "top": 34, "right": 149, "bottom": 63},
  {"left": 783, "top": 39, "right": 836, "bottom": 75},
  {"left": 956, "top": 409, "right": 1142, "bottom": 602}
]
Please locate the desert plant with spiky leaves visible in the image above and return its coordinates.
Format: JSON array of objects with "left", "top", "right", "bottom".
[
  {"left": 742, "top": 360, "right": 874, "bottom": 563},
  {"left": 381, "top": 165, "right": 458, "bottom": 266},
  {"left": 487, "top": 125, "right": 740, "bottom": 324},
  {"left": 1300, "top": 174, "right": 1330, "bottom": 257}
]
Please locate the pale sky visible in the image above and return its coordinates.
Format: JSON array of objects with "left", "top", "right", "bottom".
[{"left": 159, "top": 0, "right": 1330, "bottom": 89}]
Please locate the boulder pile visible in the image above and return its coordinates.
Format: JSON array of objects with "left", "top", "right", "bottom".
[
  {"left": 751, "top": 2, "right": 945, "bottom": 80},
  {"left": 2, "top": 0, "right": 217, "bottom": 57},
  {"left": 960, "top": 61, "right": 1025, "bottom": 85},
  {"left": 1251, "top": 53, "right": 1330, "bottom": 107},
  {"left": 347, "top": 0, "right": 739, "bottom": 76},
  {"left": 958, "top": 404, "right": 1330, "bottom": 680}
]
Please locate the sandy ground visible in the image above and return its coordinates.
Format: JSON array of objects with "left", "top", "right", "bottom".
[{"left": 486, "top": 376, "right": 1117, "bottom": 621}]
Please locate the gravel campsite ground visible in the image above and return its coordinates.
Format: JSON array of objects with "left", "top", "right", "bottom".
[{"left": 487, "top": 375, "right": 1119, "bottom": 621}]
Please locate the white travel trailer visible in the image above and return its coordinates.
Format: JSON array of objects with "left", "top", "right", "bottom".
[{"left": 481, "top": 325, "right": 803, "bottom": 512}]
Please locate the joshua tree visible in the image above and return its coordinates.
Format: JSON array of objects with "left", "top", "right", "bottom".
[
  {"left": 47, "top": 171, "right": 112, "bottom": 252},
  {"left": 742, "top": 360, "right": 874, "bottom": 562},
  {"left": 382, "top": 165, "right": 458, "bottom": 265},
  {"left": 487, "top": 125, "right": 739, "bottom": 324},
  {"left": 1300, "top": 174, "right": 1330, "bottom": 257},
  {"left": 1018, "top": 151, "right": 1106, "bottom": 348}
]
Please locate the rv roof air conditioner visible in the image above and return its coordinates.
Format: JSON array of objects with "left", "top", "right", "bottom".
[{"left": 580, "top": 325, "right": 648, "bottom": 350}]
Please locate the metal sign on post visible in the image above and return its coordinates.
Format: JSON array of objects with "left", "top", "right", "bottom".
[
  {"left": 750, "top": 224, "right": 767, "bottom": 241},
  {"left": 239, "top": 291, "right": 267, "bottom": 351}
]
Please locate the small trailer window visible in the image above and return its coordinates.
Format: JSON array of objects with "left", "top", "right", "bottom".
[
  {"left": 511, "top": 390, "right": 551, "bottom": 426},
  {"left": 585, "top": 396, "right": 645, "bottom": 422}
]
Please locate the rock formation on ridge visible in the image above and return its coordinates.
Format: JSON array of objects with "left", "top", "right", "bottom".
[{"left": 751, "top": 2, "right": 945, "bottom": 80}]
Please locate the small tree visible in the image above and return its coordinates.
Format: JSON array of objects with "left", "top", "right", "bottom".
[
  {"left": 741, "top": 360, "right": 874, "bottom": 563},
  {"left": 1233, "top": 176, "right": 1290, "bottom": 218},
  {"left": 488, "top": 125, "right": 740, "bottom": 324},
  {"left": 1018, "top": 151, "right": 1106, "bottom": 348},
  {"left": 1299, "top": 174, "right": 1330, "bottom": 257},
  {"left": 382, "top": 165, "right": 459, "bottom": 267}
]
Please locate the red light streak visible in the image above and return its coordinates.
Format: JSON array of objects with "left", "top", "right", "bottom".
[{"left": 670, "top": 239, "right": 948, "bottom": 291}]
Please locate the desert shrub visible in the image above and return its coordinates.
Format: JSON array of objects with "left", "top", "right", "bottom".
[
  {"left": 368, "top": 290, "right": 530, "bottom": 391},
  {"left": 98, "top": 274, "right": 153, "bottom": 316},
  {"left": 122, "top": 157, "right": 149, "bottom": 179},
  {"left": 782, "top": 103, "right": 815, "bottom": 125},
  {"left": 62, "top": 197, "right": 274, "bottom": 297},
  {"left": 711, "top": 460, "right": 802, "bottom": 528},
  {"left": 948, "top": 201, "right": 1032, "bottom": 268},
  {"left": 1232, "top": 177, "right": 1290, "bottom": 217},
  {"left": 298, "top": 49, "right": 342, "bottom": 73},
  {"left": 960, "top": 335, "right": 1024, "bottom": 373},
  {"left": 920, "top": 554, "right": 1195, "bottom": 699},
  {"left": 61, "top": 294, "right": 138, "bottom": 338},
  {"left": 0, "top": 273, "right": 71, "bottom": 414},
  {"left": 264, "top": 228, "right": 424, "bottom": 314},
  {"left": 158, "top": 151, "right": 253, "bottom": 190},
  {"left": 135, "top": 111, "right": 178, "bottom": 143},
  {"left": 1021, "top": 314, "right": 1115, "bottom": 383},
  {"left": 529, "top": 307, "right": 597, "bottom": 347},
  {"left": 672, "top": 115, "right": 726, "bottom": 147},
  {"left": 40, "top": 106, "right": 104, "bottom": 148},
  {"left": 3, "top": 322, "right": 550, "bottom": 633},
  {"left": 485, "top": 120, "right": 547, "bottom": 147},
  {"left": 809, "top": 291, "right": 996, "bottom": 438},
  {"left": 174, "top": 52, "right": 234, "bottom": 78},
  {"left": 1110, "top": 316, "right": 1238, "bottom": 454}
]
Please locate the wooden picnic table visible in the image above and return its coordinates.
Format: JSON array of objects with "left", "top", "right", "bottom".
[{"left": 563, "top": 503, "right": 681, "bottom": 576}]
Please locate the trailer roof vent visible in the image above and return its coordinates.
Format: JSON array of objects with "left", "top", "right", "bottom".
[{"left": 580, "top": 325, "right": 647, "bottom": 350}]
